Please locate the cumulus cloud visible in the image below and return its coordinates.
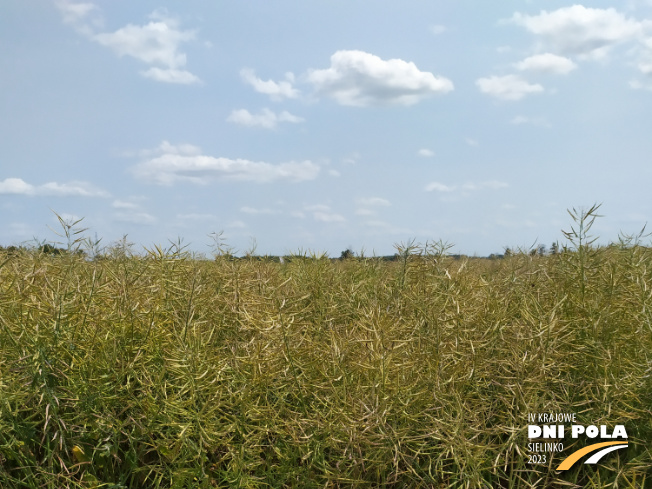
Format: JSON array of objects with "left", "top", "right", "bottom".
[
  {"left": 57, "top": 4, "right": 200, "bottom": 84},
  {"left": 476, "top": 75, "right": 544, "bottom": 100},
  {"left": 93, "top": 15, "right": 199, "bottom": 84},
  {"left": 132, "top": 141, "right": 320, "bottom": 185},
  {"left": 240, "top": 69, "right": 299, "bottom": 100},
  {"left": 0, "top": 178, "right": 109, "bottom": 197},
  {"left": 0, "top": 178, "right": 33, "bottom": 195},
  {"left": 418, "top": 148, "right": 435, "bottom": 157},
  {"left": 511, "top": 6, "right": 643, "bottom": 58},
  {"left": 227, "top": 108, "right": 304, "bottom": 129},
  {"left": 306, "top": 50, "right": 454, "bottom": 107},
  {"left": 514, "top": 53, "right": 577, "bottom": 74}
]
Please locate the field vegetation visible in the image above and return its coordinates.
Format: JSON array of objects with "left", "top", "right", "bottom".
[{"left": 0, "top": 208, "right": 651, "bottom": 488}]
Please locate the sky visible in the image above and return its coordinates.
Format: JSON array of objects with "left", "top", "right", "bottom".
[{"left": 2, "top": 1, "right": 652, "bottom": 257}]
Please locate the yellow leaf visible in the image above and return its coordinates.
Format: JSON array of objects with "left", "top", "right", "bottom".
[{"left": 72, "top": 445, "right": 90, "bottom": 463}]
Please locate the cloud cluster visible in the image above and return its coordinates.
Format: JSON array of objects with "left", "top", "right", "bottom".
[
  {"left": 132, "top": 142, "right": 320, "bottom": 185},
  {"left": 511, "top": 5, "right": 643, "bottom": 58},
  {"left": 306, "top": 50, "right": 454, "bottom": 107},
  {"left": 0, "top": 178, "right": 109, "bottom": 197},
  {"left": 56, "top": 3, "right": 200, "bottom": 84},
  {"left": 232, "top": 50, "right": 455, "bottom": 131},
  {"left": 227, "top": 108, "right": 304, "bottom": 129},
  {"left": 478, "top": 6, "right": 652, "bottom": 99}
]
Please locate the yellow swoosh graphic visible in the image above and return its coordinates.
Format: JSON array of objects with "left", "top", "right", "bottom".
[{"left": 557, "top": 441, "right": 628, "bottom": 471}]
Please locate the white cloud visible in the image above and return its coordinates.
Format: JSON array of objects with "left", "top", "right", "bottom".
[
  {"left": 629, "top": 78, "right": 652, "bottom": 90},
  {"left": 240, "top": 69, "right": 299, "bottom": 100},
  {"left": 41, "top": 181, "right": 110, "bottom": 197},
  {"left": 176, "top": 213, "right": 216, "bottom": 221},
  {"left": 313, "top": 212, "right": 346, "bottom": 223},
  {"left": 302, "top": 204, "right": 346, "bottom": 222},
  {"left": 357, "top": 197, "right": 391, "bottom": 207},
  {"left": 0, "top": 178, "right": 109, "bottom": 197},
  {"left": 418, "top": 148, "right": 435, "bottom": 157},
  {"left": 227, "top": 220, "right": 247, "bottom": 229},
  {"left": 307, "top": 50, "right": 454, "bottom": 107},
  {"left": 55, "top": 0, "right": 103, "bottom": 36},
  {"left": 355, "top": 197, "right": 390, "bottom": 217},
  {"left": 155, "top": 140, "right": 202, "bottom": 156},
  {"left": 632, "top": 37, "right": 652, "bottom": 82},
  {"left": 476, "top": 75, "right": 544, "bottom": 100},
  {"left": 0, "top": 178, "right": 33, "bottom": 195},
  {"left": 227, "top": 108, "right": 304, "bottom": 129},
  {"left": 511, "top": 6, "right": 643, "bottom": 58},
  {"left": 240, "top": 206, "right": 279, "bottom": 215},
  {"left": 113, "top": 212, "right": 157, "bottom": 224},
  {"left": 304, "top": 204, "right": 331, "bottom": 212},
  {"left": 426, "top": 180, "right": 508, "bottom": 192},
  {"left": 514, "top": 53, "right": 577, "bottom": 74},
  {"left": 362, "top": 220, "right": 411, "bottom": 236},
  {"left": 461, "top": 181, "right": 509, "bottom": 191},
  {"left": 430, "top": 24, "right": 447, "bottom": 35},
  {"left": 511, "top": 115, "right": 550, "bottom": 126},
  {"left": 425, "top": 182, "right": 455, "bottom": 192},
  {"left": 141, "top": 67, "right": 200, "bottom": 84},
  {"left": 132, "top": 142, "right": 320, "bottom": 185},
  {"left": 93, "top": 19, "right": 191, "bottom": 67},
  {"left": 112, "top": 199, "right": 141, "bottom": 210},
  {"left": 342, "top": 152, "right": 361, "bottom": 165},
  {"left": 639, "top": 59, "right": 652, "bottom": 75},
  {"left": 91, "top": 14, "right": 200, "bottom": 84}
]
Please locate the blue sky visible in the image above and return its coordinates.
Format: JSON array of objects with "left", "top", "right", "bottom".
[{"left": 2, "top": 1, "right": 652, "bottom": 256}]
